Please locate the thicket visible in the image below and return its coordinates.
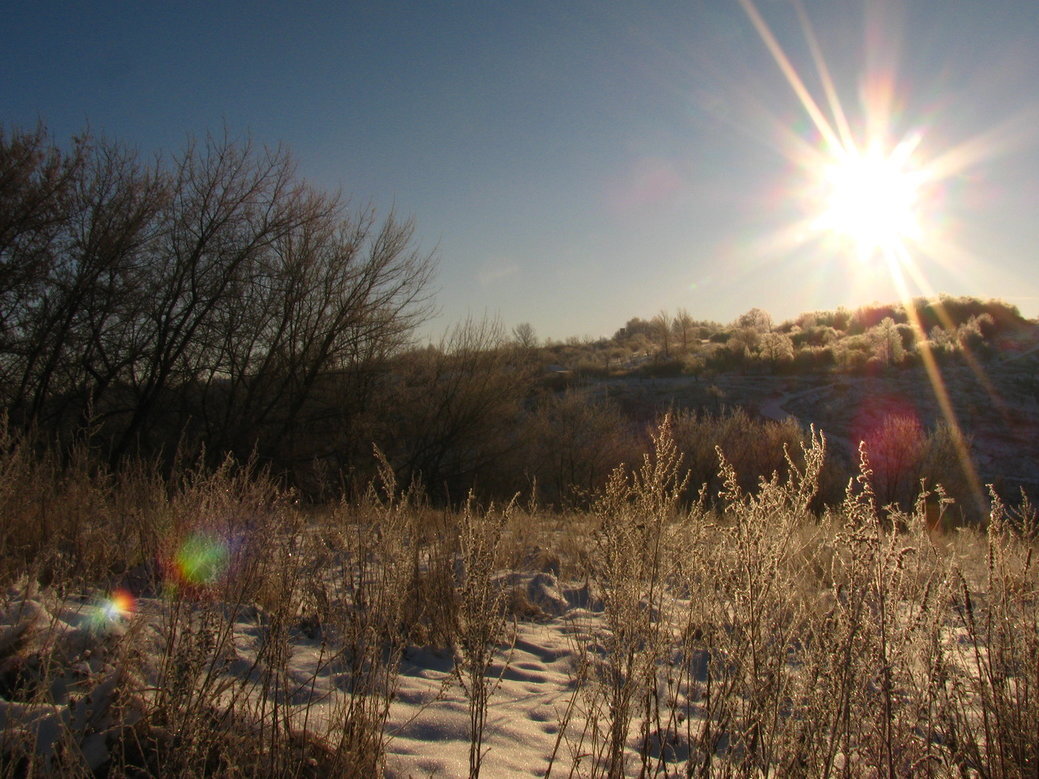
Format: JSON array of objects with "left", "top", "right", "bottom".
[
  {"left": 550, "top": 297, "right": 1031, "bottom": 378},
  {"left": 0, "top": 126, "right": 433, "bottom": 479}
]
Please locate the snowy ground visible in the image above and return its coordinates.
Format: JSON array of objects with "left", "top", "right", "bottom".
[
  {"left": 0, "top": 573, "right": 631, "bottom": 777},
  {"left": 386, "top": 618, "right": 580, "bottom": 777}
]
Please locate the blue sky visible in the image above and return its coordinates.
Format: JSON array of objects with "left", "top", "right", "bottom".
[{"left": 4, "top": 1, "right": 1038, "bottom": 341}]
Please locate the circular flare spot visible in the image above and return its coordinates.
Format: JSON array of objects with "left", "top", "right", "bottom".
[
  {"left": 174, "top": 532, "right": 229, "bottom": 586},
  {"left": 90, "top": 588, "right": 137, "bottom": 632}
]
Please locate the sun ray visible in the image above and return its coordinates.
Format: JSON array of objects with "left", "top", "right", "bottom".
[
  {"left": 791, "top": 0, "right": 855, "bottom": 151},
  {"left": 923, "top": 107, "right": 1039, "bottom": 182},
  {"left": 736, "top": 0, "right": 840, "bottom": 151},
  {"left": 885, "top": 247, "right": 986, "bottom": 512},
  {"left": 889, "top": 214, "right": 1022, "bottom": 457}
]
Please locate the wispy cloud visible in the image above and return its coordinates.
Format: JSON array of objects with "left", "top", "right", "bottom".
[{"left": 477, "top": 258, "right": 520, "bottom": 287}]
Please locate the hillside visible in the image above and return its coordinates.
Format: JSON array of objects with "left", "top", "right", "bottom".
[
  {"left": 527, "top": 300, "right": 1039, "bottom": 519},
  {"left": 584, "top": 331, "right": 1039, "bottom": 492}
]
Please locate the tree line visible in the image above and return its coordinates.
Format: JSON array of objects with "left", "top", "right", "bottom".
[
  {"left": 2, "top": 126, "right": 1030, "bottom": 514},
  {"left": 0, "top": 126, "right": 434, "bottom": 469},
  {"left": 524, "top": 295, "right": 1029, "bottom": 379}
]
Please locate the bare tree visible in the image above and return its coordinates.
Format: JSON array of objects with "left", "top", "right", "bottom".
[
  {"left": 653, "top": 310, "right": 673, "bottom": 358},
  {"left": 0, "top": 127, "right": 436, "bottom": 473},
  {"left": 672, "top": 308, "right": 694, "bottom": 355},
  {"left": 0, "top": 130, "right": 168, "bottom": 436},
  {"left": 522, "top": 390, "right": 634, "bottom": 505},
  {"left": 24, "top": 141, "right": 165, "bottom": 428},
  {"left": 197, "top": 203, "right": 434, "bottom": 459},
  {"left": 381, "top": 317, "right": 535, "bottom": 502},
  {"left": 736, "top": 307, "right": 773, "bottom": 332},
  {"left": 0, "top": 127, "right": 84, "bottom": 412},
  {"left": 100, "top": 134, "right": 434, "bottom": 461},
  {"left": 512, "top": 321, "right": 538, "bottom": 349},
  {"left": 758, "top": 331, "right": 795, "bottom": 368}
]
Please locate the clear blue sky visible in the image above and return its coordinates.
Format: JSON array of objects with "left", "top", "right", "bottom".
[{"left": 4, "top": 1, "right": 1038, "bottom": 341}]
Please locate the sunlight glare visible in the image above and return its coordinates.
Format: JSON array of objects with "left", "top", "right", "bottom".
[
  {"left": 814, "top": 136, "right": 926, "bottom": 260},
  {"left": 738, "top": 0, "right": 992, "bottom": 513}
]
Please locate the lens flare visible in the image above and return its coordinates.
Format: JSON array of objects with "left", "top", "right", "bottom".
[
  {"left": 813, "top": 138, "right": 927, "bottom": 260},
  {"left": 173, "top": 532, "right": 229, "bottom": 586},
  {"left": 736, "top": 0, "right": 1007, "bottom": 513},
  {"left": 90, "top": 588, "right": 137, "bottom": 632}
]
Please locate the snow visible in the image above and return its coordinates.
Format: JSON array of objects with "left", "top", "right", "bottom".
[{"left": 0, "top": 573, "right": 629, "bottom": 777}]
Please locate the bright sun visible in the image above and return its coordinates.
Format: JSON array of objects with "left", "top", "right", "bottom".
[
  {"left": 736, "top": 0, "right": 995, "bottom": 513},
  {"left": 813, "top": 138, "right": 925, "bottom": 260},
  {"left": 733, "top": 0, "right": 942, "bottom": 264}
]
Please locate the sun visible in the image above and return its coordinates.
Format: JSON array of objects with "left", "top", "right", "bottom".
[
  {"left": 735, "top": 0, "right": 1004, "bottom": 517},
  {"left": 812, "top": 137, "right": 926, "bottom": 261}
]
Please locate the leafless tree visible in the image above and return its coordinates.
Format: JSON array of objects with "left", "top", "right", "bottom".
[
  {"left": 0, "top": 130, "right": 167, "bottom": 435},
  {"left": 380, "top": 317, "right": 535, "bottom": 502},
  {"left": 672, "top": 308, "right": 694, "bottom": 355},
  {"left": 522, "top": 390, "right": 634, "bottom": 505},
  {"left": 0, "top": 127, "right": 436, "bottom": 472},
  {"left": 512, "top": 321, "right": 538, "bottom": 349},
  {"left": 758, "top": 331, "right": 794, "bottom": 367},
  {"left": 735, "top": 307, "right": 773, "bottom": 332},
  {"left": 653, "top": 310, "right": 673, "bottom": 358}
]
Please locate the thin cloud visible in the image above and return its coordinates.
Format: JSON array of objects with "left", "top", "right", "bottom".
[{"left": 477, "top": 259, "right": 520, "bottom": 287}]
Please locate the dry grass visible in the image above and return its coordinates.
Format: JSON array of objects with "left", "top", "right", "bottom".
[{"left": 1, "top": 420, "right": 1037, "bottom": 777}]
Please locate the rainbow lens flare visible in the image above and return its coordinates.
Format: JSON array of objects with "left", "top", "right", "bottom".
[
  {"left": 90, "top": 588, "right": 137, "bottom": 632},
  {"left": 173, "top": 532, "right": 230, "bottom": 586}
]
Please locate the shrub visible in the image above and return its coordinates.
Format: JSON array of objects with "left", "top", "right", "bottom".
[
  {"left": 793, "top": 344, "right": 837, "bottom": 372},
  {"left": 636, "top": 358, "right": 686, "bottom": 378},
  {"left": 519, "top": 391, "right": 637, "bottom": 507},
  {"left": 670, "top": 407, "right": 808, "bottom": 502}
]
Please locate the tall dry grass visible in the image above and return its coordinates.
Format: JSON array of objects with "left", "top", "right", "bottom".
[
  {"left": 549, "top": 420, "right": 1037, "bottom": 777},
  {"left": 1, "top": 418, "right": 1037, "bottom": 776}
]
